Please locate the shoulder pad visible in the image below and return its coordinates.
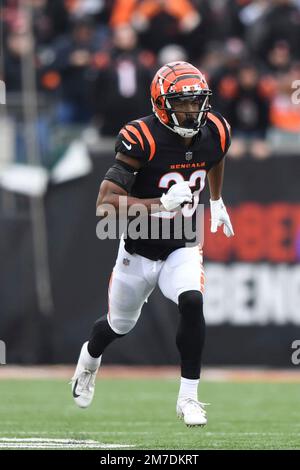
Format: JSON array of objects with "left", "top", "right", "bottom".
[
  {"left": 207, "top": 111, "right": 231, "bottom": 155},
  {"left": 115, "top": 118, "right": 156, "bottom": 162}
]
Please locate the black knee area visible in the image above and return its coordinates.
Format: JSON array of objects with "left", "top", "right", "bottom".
[
  {"left": 87, "top": 315, "right": 125, "bottom": 358},
  {"left": 178, "top": 290, "right": 204, "bottom": 325}
]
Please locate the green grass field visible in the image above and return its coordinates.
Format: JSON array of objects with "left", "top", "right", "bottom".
[{"left": 0, "top": 378, "right": 299, "bottom": 450}]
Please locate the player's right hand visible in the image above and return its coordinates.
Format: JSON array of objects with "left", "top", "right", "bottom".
[{"left": 160, "top": 181, "right": 192, "bottom": 211}]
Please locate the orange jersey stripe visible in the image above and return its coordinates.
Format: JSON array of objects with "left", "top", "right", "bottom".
[
  {"left": 200, "top": 272, "right": 205, "bottom": 294},
  {"left": 107, "top": 272, "right": 113, "bottom": 320},
  {"left": 125, "top": 125, "right": 145, "bottom": 150},
  {"left": 136, "top": 120, "right": 156, "bottom": 161},
  {"left": 208, "top": 112, "right": 226, "bottom": 153},
  {"left": 120, "top": 128, "right": 137, "bottom": 145}
]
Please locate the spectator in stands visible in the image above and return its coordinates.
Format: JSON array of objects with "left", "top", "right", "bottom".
[
  {"left": 29, "top": 0, "right": 70, "bottom": 45},
  {"left": 226, "top": 62, "right": 271, "bottom": 159},
  {"left": 157, "top": 44, "right": 188, "bottom": 66},
  {"left": 2, "top": 0, "right": 70, "bottom": 45},
  {"left": 2, "top": 0, "right": 300, "bottom": 159},
  {"left": 4, "top": 27, "right": 51, "bottom": 163},
  {"left": 51, "top": 17, "right": 102, "bottom": 124},
  {"left": 204, "top": 0, "right": 250, "bottom": 42},
  {"left": 236, "top": 0, "right": 270, "bottom": 45},
  {"left": 268, "top": 62, "right": 300, "bottom": 153},
  {"left": 110, "top": 0, "right": 201, "bottom": 34},
  {"left": 266, "top": 40, "right": 292, "bottom": 74},
  {"left": 227, "top": 62, "right": 270, "bottom": 137},
  {"left": 89, "top": 24, "right": 155, "bottom": 136},
  {"left": 64, "top": 0, "right": 107, "bottom": 24},
  {"left": 247, "top": 0, "right": 300, "bottom": 63},
  {"left": 4, "top": 29, "right": 35, "bottom": 93},
  {"left": 109, "top": 0, "right": 209, "bottom": 60},
  {"left": 209, "top": 38, "right": 247, "bottom": 116},
  {"left": 199, "top": 41, "right": 227, "bottom": 83}
]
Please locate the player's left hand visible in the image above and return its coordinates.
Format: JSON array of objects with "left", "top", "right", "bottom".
[{"left": 210, "top": 197, "right": 234, "bottom": 237}]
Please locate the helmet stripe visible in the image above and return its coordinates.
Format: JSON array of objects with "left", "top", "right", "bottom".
[
  {"left": 173, "top": 74, "right": 205, "bottom": 83},
  {"left": 162, "top": 67, "right": 200, "bottom": 80}
]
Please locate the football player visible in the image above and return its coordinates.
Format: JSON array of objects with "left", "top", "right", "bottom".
[{"left": 71, "top": 61, "right": 234, "bottom": 427}]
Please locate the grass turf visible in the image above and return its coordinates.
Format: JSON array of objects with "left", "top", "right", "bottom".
[{"left": 0, "top": 378, "right": 299, "bottom": 450}]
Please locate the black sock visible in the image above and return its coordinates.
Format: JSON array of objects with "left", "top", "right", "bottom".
[
  {"left": 176, "top": 290, "right": 206, "bottom": 379},
  {"left": 87, "top": 315, "right": 125, "bottom": 358}
]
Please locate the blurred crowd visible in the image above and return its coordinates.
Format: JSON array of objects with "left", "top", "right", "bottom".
[{"left": 2, "top": 0, "right": 300, "bottom": 160}]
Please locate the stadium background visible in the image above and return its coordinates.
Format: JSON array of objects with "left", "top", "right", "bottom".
[{"left": 0, "top": 0, "right": 300, "bottom": 368}]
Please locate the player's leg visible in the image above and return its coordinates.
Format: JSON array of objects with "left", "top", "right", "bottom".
[
  {"left": 158, "top": 246, "right": 207, "bottom": 426},
  {"left": 71, "top": 239, "right": 156, "bottom": 408}
]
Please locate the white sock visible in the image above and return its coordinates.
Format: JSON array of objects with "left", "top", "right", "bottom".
[
  {"left": 178, "top": 377, "right": 199, "bottom": 402},
  {"left": 79, "top": 341, "right": 101, "bottom": 371}
]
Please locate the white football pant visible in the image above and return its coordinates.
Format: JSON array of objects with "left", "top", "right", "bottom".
[{"left": 107, "top": 236, "right": 205, "bottom": 335}]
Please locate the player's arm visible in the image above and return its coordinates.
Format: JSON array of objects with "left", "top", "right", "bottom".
[
  {"left": 206, "top": 111, "right": 234, "bottom": 237},
  {"left": 207, "top": 158, "right": 234, "bottom": 237},
  {"left": 207, "top": 157, "right": 224, "bottom": 201},
  {"left": 96, "top": 152, "right": 192, "bottom": 215},
  {"left": 96, "top": 152, "right": 161, "bottom": 215}
]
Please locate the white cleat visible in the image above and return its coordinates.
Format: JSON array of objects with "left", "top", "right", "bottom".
[
  {"left": 71, "top": 342, "right": 101, "bottom": 408},
  {"left": 176, "top": 398, "right": 208, "bottom": 427},
  {"left": 71, "top": 368, "right": 98, "bottom": 408}
]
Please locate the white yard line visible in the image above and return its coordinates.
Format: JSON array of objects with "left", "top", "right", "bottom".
[
  {"left": 0, "top": 438, "right": 135, "bottom": 449},
  {"left": 0, "top": 431, "right": 149, "bottom": 435}
]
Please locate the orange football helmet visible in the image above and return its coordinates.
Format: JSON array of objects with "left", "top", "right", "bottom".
[{"left": 151, "top": 61, "right": 212, "bottom": 138}]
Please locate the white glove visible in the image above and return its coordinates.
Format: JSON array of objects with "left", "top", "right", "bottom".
[
  {"left": 210, "top": 197, "right": 234, "bottom": 237},
  {"left": 160, "top": 181, "right": 192, "bottom": 211}
]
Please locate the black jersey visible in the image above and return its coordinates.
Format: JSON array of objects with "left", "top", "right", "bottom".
[{"left": 112, "top": 112, "right": 231, "bottom": 260}]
